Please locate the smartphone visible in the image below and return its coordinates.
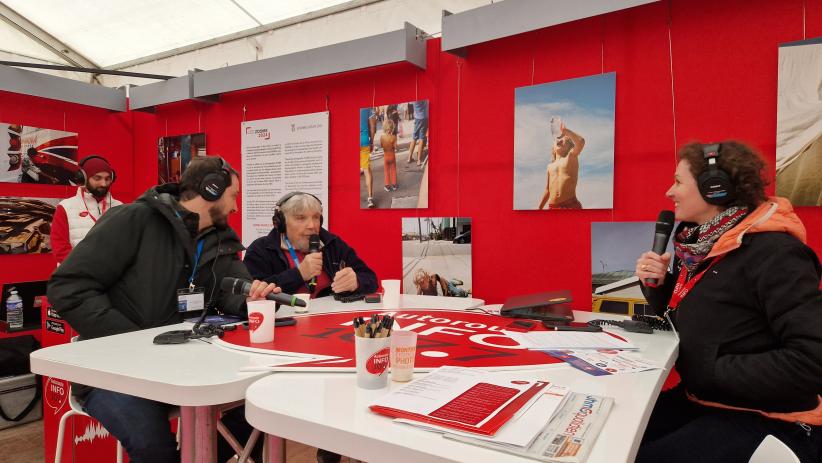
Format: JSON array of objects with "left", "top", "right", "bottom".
[
  {"left": 505, "top": 320, "right": 536, "bottom": 332},
  {"left": 541, "top": 321, "right": 602, "bottom": 332},
  {"left": 364, "top": 292, "right": 382, "bottom": 303}
]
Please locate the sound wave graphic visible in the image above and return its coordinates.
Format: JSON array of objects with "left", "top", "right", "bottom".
[{"left": 74, "top": 421, "right": 110, "bottom": 445}]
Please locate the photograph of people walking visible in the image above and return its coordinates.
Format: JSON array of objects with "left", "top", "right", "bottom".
[
  {"left": 513, "top": 73, "right": 615, "bottom": 210},
  {"left": 359, "top": 100, "right": 429, "bottom": 209}
]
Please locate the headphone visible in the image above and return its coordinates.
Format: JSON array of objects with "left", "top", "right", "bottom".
[
  {"left": 697, "top": 143, "right": 735, "bottom": 205},
  {"left": 74, "top": 155, "right": 116, "bottom": 185},
  {"left": 197, "top": 157, "right": 233, "bottom": 202},
  {"left": 272, "top": 192, "right": 323, "bottom": 233}
]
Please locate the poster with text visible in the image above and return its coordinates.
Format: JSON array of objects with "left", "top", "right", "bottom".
[
  {"left": 514, "top": 73, "right": 615, "bottom": 210},
  {"left": 241, "top": 112, "right": 329, "bottom": 248},
  {"left": 360, "top": 100, "right": 429, "bottom": 209},
  {"left": 402, "top": 217, "right": 471, "bottom": 297},
  {"left": 1, "top": 124, "right": 78, "bottom": 185},
  {"left": 776, "top": 38, "right": 822, "bottom": 206},
  {"left": 158, "top": 132, "right": 206, "bottom": 184},
  {"left": 0, "top": 196, "right": 59, "bottom": 254}
]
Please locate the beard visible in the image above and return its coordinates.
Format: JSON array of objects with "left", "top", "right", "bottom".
[
  {"left": 86, "top": 183, "right": 109, "bottom": 199},
  {"left": 208, "top": 204, "right": 229, "bottom": 230}
]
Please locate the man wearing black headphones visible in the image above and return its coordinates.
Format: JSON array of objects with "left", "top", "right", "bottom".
[
  {"left": 244, "top": 191, "right": 378, "bottom": 299},
  {"left": 50, "top": 155, "right": 123, "bottom": 263},
  {"left": 48, "top": 156, "right": 280, "bottom": 463}
]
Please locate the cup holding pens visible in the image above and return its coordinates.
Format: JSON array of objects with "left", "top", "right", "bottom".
[
  {"left": 390, "top": 330, "right": 417, "bottom": 382},
  {"left": 355, "top": 335, "right": 391, "bottom": 389},
  {"left": 247, "top": 299, "right": 276, "bottom": 343},
  {"left": 381, "top": 279, "right": 401, "bottom": 308}
]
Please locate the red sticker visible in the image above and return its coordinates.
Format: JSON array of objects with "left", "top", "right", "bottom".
[
  {"left": 45, "top": 377, "right": 68, "bottom": 415},
  {"left": 248, "top": 312, "right": 263, "bottom": 332},
  {"left": 79, "top": 211, "right": 89, "bottom": 217},
  {"left": 366, "top": 347, "right": 390, "bottom": 375}
]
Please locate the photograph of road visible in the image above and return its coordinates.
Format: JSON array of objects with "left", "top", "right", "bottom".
[
  {"left": 0, "top": 196, "right": 59, "bottom": 254},
  {"left": 402, "top": 217, "right": 472, "bottom": 297},
  {"left": 360, "top": 100, "right": 429, "bottom": 209}
]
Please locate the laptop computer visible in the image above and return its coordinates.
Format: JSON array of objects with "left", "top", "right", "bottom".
[{"left": 499, "top": 291, "right": 575, "bottom": 322}]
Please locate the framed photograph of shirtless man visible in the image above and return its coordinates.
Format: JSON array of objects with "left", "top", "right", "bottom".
[
  {"left": 359, "top": 100, "right": 429, "bottom": 209},
  {"left": 401, "top": 217, "right": 471, "bottom": 297},
  {"left": 513, "top": 73, "right": 615, "bottom": 210}
]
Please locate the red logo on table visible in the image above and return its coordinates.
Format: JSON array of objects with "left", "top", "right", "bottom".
[
  {"left": 366, "top": 348, "right": 390, "bottom": 375},
  {"left": 248, "top": 312, "right": 263, "bottom": 332},
  {"left": 45, "top": 377, "right": 68, "bottom": 415}
]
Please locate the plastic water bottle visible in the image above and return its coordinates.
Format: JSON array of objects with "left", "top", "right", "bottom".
[
  {"left": 5, "top": 288, "right": 23, "bottom": 330},
  {"left": 550, "top": 116, "right": 563, "bottom": 139}
]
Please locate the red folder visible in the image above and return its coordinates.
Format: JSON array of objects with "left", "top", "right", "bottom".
[{"left": 370, "top": 380, "right": 548, "bottom": 436}]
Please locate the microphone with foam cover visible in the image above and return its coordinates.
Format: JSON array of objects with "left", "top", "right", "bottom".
[{"left": 220, "top": 277, "right": 306, "bottom": 307}]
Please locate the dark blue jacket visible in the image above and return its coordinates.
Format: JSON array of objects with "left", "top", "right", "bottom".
[{"left": 243, "top": 228, "right": 377, "bottom": 297}]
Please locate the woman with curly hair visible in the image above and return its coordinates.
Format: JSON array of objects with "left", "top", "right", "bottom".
[{"left": 634, "top": 141, "right": 822, "bottom": 462}]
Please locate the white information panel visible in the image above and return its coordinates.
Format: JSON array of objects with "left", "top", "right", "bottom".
[{"left": 241, "top": 111, "right": 329, "bottom": 248}]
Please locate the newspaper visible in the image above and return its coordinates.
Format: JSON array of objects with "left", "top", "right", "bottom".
[{"left": 445, "top": 392, "right": 613, "bottom": 462}]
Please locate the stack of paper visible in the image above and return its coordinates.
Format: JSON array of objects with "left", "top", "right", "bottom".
[
  {"left": 504, "top": 330, "right": 637, "bottom": 350},
  {"left": 369, "top": 366, "right": 566, "bottom": 439}
]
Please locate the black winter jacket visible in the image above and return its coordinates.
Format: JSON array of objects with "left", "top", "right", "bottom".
[
  {"left": 644, "top": 217, "right": 822, "bottom": 414},
  {"left": 243, "top": 227, "right": 377, "bottom": 297},
  {"left": 47, "top": 183, "right": 252, "bottom": 340}
]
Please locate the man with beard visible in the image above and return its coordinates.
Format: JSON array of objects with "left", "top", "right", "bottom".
[
  {"left": 47, "top": 156, "right": 281, "bottom": 463},
  {"left": 50, "top": 155, "right": 123, "bottom": 263}
]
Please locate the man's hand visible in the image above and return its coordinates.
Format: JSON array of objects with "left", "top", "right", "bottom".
[
  {"left": 298, "top": 252, "right": 323, "bottom": 281},
  {"left": 247, "top": 280, "right": 281, "bottom": 300},
  {"left": 331, "top": 267, "right": 359, "bottom": 293}
]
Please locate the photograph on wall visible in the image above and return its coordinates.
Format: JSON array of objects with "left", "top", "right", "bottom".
[
  {"left": 158, "top": 133, "right": 206, "bottom": 184},
  {"left": 1, "top": 123, "right": 79, "bottom": 185},
  {"left": 402, "top": 217, "right": 471, "bottom": 297},
  {"left": 590, "top": 221, "right": 672, "bottom": 315},
  {"left": 241, "top": 112, "right": 329, "bottom": 248},
  {"left": 0, "top": 196, "right": 60, "bottom": 254},
  {"left": 514, "top": 73, "right": 615, "bottom": 210},
  {"left": 775, "top": 37, "right": 822, "bottom": 206},
  {"left": 360, "top": 100, "right": 429, "bottom": 209}
]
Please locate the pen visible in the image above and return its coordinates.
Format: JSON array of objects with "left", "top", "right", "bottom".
[{"left": 548, "top": 325, "right": 603, "bottom": 332}]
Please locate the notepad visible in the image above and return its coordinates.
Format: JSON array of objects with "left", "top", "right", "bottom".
[{"left": 504, "top": 330, "right": 637, "bottom": 350}]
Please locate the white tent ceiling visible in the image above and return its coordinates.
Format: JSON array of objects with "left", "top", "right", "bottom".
[{"left": 0, "top": 0, "right": 374, "bottom": 68}]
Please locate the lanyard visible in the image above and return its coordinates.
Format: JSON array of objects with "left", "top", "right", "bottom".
[
  {"left": 668, "top": 257, "right": 722, "bottom": 309},
  {"left": 81, "top": 192, "right": 106, "bottom": 223},
  {"left": 283, "top": 236, "right": 301, "bottom": 268},
  {"left": 188, "top": 239, "right": 204, "bottom": 290}
]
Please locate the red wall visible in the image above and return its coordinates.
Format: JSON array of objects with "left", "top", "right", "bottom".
[{"left": 4, "top": 0, "right": 822, "bottom": 308}]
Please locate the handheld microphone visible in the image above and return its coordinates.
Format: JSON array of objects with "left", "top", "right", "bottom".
[
  {"left": 220, "top": 277, "right": 307, "bottom": 307},
  {"left": 645, "top": 210, "right": 675, "bottom": 288},
  {"left": 308, "top": 234, "right": 320, "bottom": 291}
]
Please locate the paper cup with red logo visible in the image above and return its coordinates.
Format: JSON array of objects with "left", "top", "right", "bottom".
[
  {"left": 355, "top": 335, "right": 391, "bottom": 389},
  {"left": 247, "top": 300, "right": 276, "bottom": 343},
  {"left": 390, "top": 330, "right": 417, "bottom": 382}
]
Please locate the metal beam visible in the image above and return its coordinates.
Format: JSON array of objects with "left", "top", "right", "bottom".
[
  {"left": 192, "top": 22, "right": 426, "bottom": 98},
  {"left": 106, "top": 0, "right": 383, "bottom": 71},
  {"left": 0, "top": 63, "right": 126, "bottom": 111},
  {"left": 129, "top": 70, "right": 218, "bottom": 112},
  {"left": 442, "top": 0, "right": 658, "bottom": 55},
  {"left": 0, "top": 60, "right": 174, "bottom": 79},
  {"left": 0, "top": 1, "right": 99, "bottom": 68}
]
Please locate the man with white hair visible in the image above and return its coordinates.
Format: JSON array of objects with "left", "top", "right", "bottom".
[{"left": 244, "top": 192, "right": 377, "bottom": 301}]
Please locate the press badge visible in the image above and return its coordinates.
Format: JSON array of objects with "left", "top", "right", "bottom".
[{"left": 177, "top": 287, "right": 205, "bottom": 312}]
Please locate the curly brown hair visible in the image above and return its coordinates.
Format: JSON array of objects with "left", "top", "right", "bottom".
[{"left": 677, "top": 141, "right": 768, "bottom": 210}]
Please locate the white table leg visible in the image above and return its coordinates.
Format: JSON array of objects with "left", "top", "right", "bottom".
[{"left": 262, "top": 434, "right": 284, "bottom": 463}]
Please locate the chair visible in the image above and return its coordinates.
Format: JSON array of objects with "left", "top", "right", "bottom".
[{"left": 749, "top": 434, "right": 800, "bottom": 463}]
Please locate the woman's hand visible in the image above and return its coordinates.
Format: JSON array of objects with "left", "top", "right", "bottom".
[{"left": 636, "top": 251, "right": 672, "bottom": 286}]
